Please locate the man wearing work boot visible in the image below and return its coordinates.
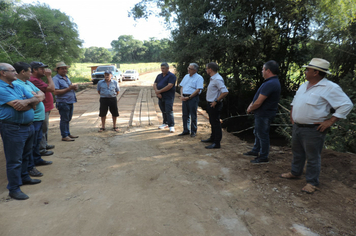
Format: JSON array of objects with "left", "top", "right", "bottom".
[
  {"left": 53, "top": 62, "right": 79, "bottom": 141},
  {"left": 29, "top": 61, "right": 55, "bottom": 156},
  {"left": 244, "top": 60, "right": 281, "bottom": 164},
  {"left": 201, "top": 62, "right": 229, "bottom": 149},
  {"left": 13, "top": 62, "right": 52, "bottom": 177},
  {"left": 0, "top": 63, "right": 42, "bottom": 200}
]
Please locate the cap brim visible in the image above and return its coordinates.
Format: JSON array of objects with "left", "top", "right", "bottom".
[{"left": 302, "top": 65, "right": 331, "bottom": 74}]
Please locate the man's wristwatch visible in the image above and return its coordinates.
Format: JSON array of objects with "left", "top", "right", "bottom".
[
  {"left": 188, "top": 96, "right": 191, "bottom": 100},
  {"left": 214, "top": 98, "right": 218, "bottom": 102}
]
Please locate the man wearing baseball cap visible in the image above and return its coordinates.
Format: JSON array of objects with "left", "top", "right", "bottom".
[
  {"left": 29, "top": 61, "right": 55, "bottom": 156},
  {"left": 53, "top": 62, "right": 79, "bottom": 141},
  {"left": 280, "top": 58, "right": 353, "bottom": 193},
  {"left": 97, "top": 70, "right": 120, "bottom": 132}
]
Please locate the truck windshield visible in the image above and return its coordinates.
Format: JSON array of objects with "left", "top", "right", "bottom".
[{"left": 97, "top": 67, "right": 113, "bottom": 72}]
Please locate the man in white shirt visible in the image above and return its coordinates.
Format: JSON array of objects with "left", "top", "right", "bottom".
[
  {"left": 178, "top": 63, "right": 204, "bottom": 137},
  {"left": 201, "top": 62, "right": 229, "bottom": 149},
  {"left": 280, "top": 58, "right": 353, "bottom": 194}
]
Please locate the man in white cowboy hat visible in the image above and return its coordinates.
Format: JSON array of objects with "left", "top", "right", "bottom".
[
  {"left": 52, "top": 62, "right": 79, "bottom": 141},
  {"left": 280, "top": 58, "right": 353, "bottom": 193}
]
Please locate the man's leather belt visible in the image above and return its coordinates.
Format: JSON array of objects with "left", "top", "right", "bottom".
[
  {"left": 0, "top": 120, "right": 33, "bottom": 126},
  {"left": 295, "top": 123, "right": 319, "bottom": 127},
  {"left": 183, "top": 94, "right": 191, "bottom": 97}
]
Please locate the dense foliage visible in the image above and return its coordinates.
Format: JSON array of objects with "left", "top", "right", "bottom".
[
  {"left": 111, "top": 35, "right": 172, "bottom": 63},
  {"left": 81, "top": 47, "right": 112, "bottom": 63},
  {"left": 0, "top": 1, "right": 82, "bottom": 67},
  {"left": 131, "top": 0, "right": 356, "bottom": 153}
]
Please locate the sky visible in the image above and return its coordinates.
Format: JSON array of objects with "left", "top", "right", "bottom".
[{"left": 20, "top": 0, "right": 171, "bottom": 48}]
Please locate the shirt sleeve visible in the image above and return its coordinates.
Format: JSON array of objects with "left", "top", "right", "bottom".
[
  {"left": 168, "top": 74, "right": 177, "bottom": 84},
  {"left": 217, "top": 79, "right": 228, "bottom": 93},
  {"left": 29, "top": 78, "right": 48, "bottom": 92},
  {"left": 197, "top": 75, "right": 204, "bottom": 90},
  {"left": 53, "top": 77, "right": 61, "bottom": 90},
  {"left": 324, "top": 86, "right": 353, "bottom": 119},
  {"left": 21, "top": 85, "right": 34, "bottom": 99},
  {"left": 115, "top": 81, "right": 120, "bottom": 92}
]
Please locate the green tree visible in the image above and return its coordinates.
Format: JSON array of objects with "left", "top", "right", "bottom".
[
  {"left": 82, "top": 46, "right": 112, "bottom": 63},
  {"left": 111, "top": 35, "right": 146, "bottom": 62},
  {"left": 0, "top": 2, "right": 82, "bottom": 66}
]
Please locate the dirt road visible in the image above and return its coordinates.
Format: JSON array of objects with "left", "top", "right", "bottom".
[{"left": 0, "top": 71, "right": 355, "bottom": 236}]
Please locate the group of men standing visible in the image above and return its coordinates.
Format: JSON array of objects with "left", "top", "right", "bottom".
[
  {"left": 0, "top": 61, "right": 78, "bottom": 200},
  {"left": 154, "top": 62, "right": 229, "bottom": 149},
  {"left": 155, "top": 58, "right": 353, "bottom": 194}
]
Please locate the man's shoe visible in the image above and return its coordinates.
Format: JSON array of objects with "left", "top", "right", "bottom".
[
  {"left": 22, "top": 178, "right": 41, "bottom": 185},
  {"left": 35, "top": 160, "right": 53, "bottom": 166},
  {"left": 205, "top": 143, "right": 220, "bottom": 149},
  {"left": 29, "top": 167, "right": 43, "bottom": 177},
  {"left": 243, "top": 151, "right": 259, "bottom": 157},
  {"left": 69, "top": 135, "right": 79, "bottom": 138},
  {"left": 40, "top": 150, "right": 54, "bottom": 156},
  {"left": 62, "top": 136, "right": 75, "bottom": 141},
  {"left": 169, "top": 127, "right": 175, "bottom": 133},
  {"left": 250, "top": 158, "right": 269, "bottom": 164},
  {"left": 190, "top": 133, "right": 196, "bottom": 137},
  {"left": 158, "top": 124, "right": 168, "bottom": 129},
  {"left": 201, "top": 138, "right": 214, "bottom": 143},
  {"left": 46, "top": 144, "right": 55, "bottom": 150},
  {"left": 178, "top": 132, "right": 190, "bottom": 136},
  {"left": 9, "top": 191, "right": 29, "bottom": 200}
]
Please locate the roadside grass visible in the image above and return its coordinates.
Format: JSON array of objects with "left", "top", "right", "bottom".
[{"left": 68, "top": 62, "right": 163, "bottom": 83}]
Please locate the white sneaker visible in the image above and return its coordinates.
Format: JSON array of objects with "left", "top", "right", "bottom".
[
  {"left": 169, "top": 127, "right": 175, "bottom": 133},
  {"left": 158, "top": 124, "right": 168, "bottom": 129}
]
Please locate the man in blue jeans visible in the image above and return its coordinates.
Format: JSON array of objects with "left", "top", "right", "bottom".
[
  {"left": 245, "top": 60, "right": 281, "bottom": 164},
  {"left": 178, "top": 63, "right": 204, "bottom": 137},
  {"left": 13, "top": 62, "right": 53, "bottom": 178},
  {"left": 154, "top": 63, "right": 177, "bottom": 133},
  {"left": 53, "top": 62, "right": 79, "bottom": 141},
  {"left": 0, "top": 62, "right": 42, "bottom": 200}
]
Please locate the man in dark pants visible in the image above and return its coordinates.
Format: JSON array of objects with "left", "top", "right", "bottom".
[
  {"left": 244, "top": 60, "right": 281, "bottom": 164},
  {"left": 201, "top": 62, "right": 229, "bottom": 149},
  {"left": 0, "top": 63, "right": 41, "bottom": 200},
  {"left": 53, "top": 62, "right": 79, "bottom": 141},
  {"left": 154, "top": 62, "right": 177, "bottom": 133}
]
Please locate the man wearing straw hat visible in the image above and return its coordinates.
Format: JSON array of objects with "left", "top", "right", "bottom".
[
  {"left": 280, "top": 58, "right": 353, "bottom": 194},
  {"left": 52, "top": 62, "right": 79, "bottom": 142}
]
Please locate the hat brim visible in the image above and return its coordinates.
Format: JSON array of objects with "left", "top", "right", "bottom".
[
  {"left": 302, "top": 65, "right": 331, "bottom": 74},
  {"left": 55, "top": 65, "right": 70, "bottom": 70}
]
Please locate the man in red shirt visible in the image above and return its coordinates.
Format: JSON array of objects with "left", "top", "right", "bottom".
[{"left": 29, "top": 62, "right": 55, "bottom": 156}]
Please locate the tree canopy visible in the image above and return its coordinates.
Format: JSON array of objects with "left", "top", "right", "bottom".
[
  {"left": 81, "top": 47, "right": 112, "bottom": 63},
  {"left": 111, "top": 35, "right": 171, "bottom": 63},
  {"left": 0, "top": 2, "right": 82, "bottom": 67}
]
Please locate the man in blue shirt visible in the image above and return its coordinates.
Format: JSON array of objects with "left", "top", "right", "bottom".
[
  {"left": 0, "top": 63, "right": 42, "bottom": 200},
  {"left": 245, "top": 60, "right": 281, "bottom": 164},
  {"left": 97, "top": 70, "right": 120, "bottom": 132},
  {"left": 154, "top": 63, "right": 177, "bottom": 133},
  {"left": 13, "top": 62, "right": 53, "bottom": 177},
  {"left": 53, "top": 62, "right": 79, "bottom": 142},
  {"left": 178, "top": 63, "right": 204, "bottom": 137}
]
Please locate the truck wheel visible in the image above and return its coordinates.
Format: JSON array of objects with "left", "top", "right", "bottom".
[{"left": 93, "top": 81, "right": 98, "bottom": 85}]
